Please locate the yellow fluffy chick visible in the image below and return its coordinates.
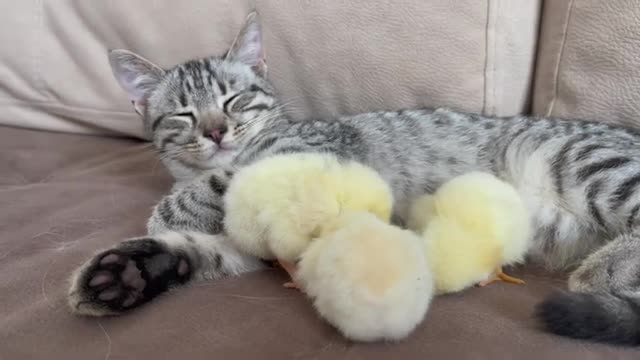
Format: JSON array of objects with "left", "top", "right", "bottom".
[
  {"left": 225, "top": 153, "right": 434, "bottom": 341},
  {"left": 407, "top": 171, "right": 531, "bottom": 294},
  {"left": 296, "top": 211, "right": 433, "bottom": 342},
  {"left": 224, "top": 152, "right": 392, "bottom": 273}
]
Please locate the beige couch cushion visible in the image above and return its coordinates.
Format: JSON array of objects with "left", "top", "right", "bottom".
[
  {"left": 3, "top": 126, "right": 639, "bottom": 360},
  {"left": 0, "top": 1, "right": 540, "bottom": 138},
  {"left": 533, "top": 0, "right": 640, "bottom": 126}
]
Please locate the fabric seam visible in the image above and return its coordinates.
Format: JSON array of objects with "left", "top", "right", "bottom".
[
  {"left": 482, "top": 0, "right": 492, "bottom": 115},
  {"left": 491, "top": 0, "right": 499, "bottom": 115},
  {"left": 33, "top": 0, "right": 47, "bottom": 99},
  {"left": 547, "top": 0, "right": 575, "bottom": 117}
]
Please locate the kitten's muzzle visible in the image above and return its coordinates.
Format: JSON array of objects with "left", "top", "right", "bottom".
[{"left": 207, "top": 124, "right": 228, "bottom": 145}]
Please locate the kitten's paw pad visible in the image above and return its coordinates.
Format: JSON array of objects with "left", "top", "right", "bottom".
[
  {"left": 86, "top": 251, "right": 147, "bottom": 307},
  {"left": 68, "top": 238, "right": 191, "bottom": 316}
]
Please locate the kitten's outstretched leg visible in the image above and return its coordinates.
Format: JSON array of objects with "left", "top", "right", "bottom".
[
  {"left": 536, "top": 231, "right": 640, "bottom": 345},
  {"left": 68, "top": 168, "right": 265, "bottom": 316},
  {"left": 68, "top": 231, "right": 264, "bottom": 316}
]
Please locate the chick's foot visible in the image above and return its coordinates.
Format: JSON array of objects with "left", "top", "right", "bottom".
[
  {"left": 277, "top": 259, "right": 302, "bottom": 291},
  {"left": 477, "top": 268, "right": 525, "bottom": 287}
]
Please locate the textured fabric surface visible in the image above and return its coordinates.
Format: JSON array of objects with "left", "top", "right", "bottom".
[
  {"left": 533, "top": 0, "right": 640, "bottom": 127},
  {"left": 0, "top": 1, "right": 540, "bottom": 138},
  {"left": 1, "top": 126, "right": 639, "bottom": 359}
]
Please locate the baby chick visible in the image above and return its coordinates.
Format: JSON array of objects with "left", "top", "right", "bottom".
[
  {"left": 295, "top": 211, "right": 433, "bottom": 342},
  {"left": 224, "top": 152, "right": 393, "bottom": 287},
  {"left": 407, "top": 171, "right": 531, "bottom": 294},
  {"left": 225, "top": 152, "right": 435, "bottom": 341}
]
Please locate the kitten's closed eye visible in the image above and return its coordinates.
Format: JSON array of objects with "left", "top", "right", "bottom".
[
  {"left": 173, "top": 112, "right": 196, "bottom": 123},
  {"left": 230, "top": 94, "right": 256, "bottom": 113},
  {"left": 223, "top": 93, "right": 243, "bottom": 114},
  {"left": 160, "top": 112, "right": 196, "bottom": 129},
  {"left": 152, "top": 111, "right": 196, "bottom": 132},
  {"left": 223, "top": 92, "right": 271, "bottom": 114}
]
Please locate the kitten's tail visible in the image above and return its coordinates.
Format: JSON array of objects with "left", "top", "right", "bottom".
[{"left": 536, "top": 291, "right": 640, "bottom": 345}]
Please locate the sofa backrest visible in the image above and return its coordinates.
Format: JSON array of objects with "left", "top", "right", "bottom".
[
  {"left": 533, "top": 0, "right": 640, "bottom": 128},
  {"left": 0, "top": 0, "right": 541, "bottom": 138}
]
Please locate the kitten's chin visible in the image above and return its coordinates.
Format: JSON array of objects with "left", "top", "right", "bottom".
[
  {"left": 218, "top": 140, "right": 237, "bottom": 151},
  {"left": 199, "top": 147, "right": 237, "bottom": 169}
]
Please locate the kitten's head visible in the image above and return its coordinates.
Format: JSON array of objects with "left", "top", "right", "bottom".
[{"left": 109, "top": 12, "right": 281, "bottom": 178}]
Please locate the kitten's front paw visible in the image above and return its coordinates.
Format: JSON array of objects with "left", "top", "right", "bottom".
[{"left": 68, "top": 238, "right": 191, "bottom": 316}]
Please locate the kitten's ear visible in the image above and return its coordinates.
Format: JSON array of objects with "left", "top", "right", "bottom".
[
  {"left": 225, "top": 12, "right": 267, "bottom": 76},
  {"left": 108, "top": 49, "right": 165, "bottom": 116}
]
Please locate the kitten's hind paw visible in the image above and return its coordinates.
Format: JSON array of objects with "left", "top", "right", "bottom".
[{"left": 68, "top": 238, "right": 191, "bottom": 316}]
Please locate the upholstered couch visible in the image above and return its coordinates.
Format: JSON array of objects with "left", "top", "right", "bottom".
[{"left": 1, "top": 1, "right": 639, "bottom": 358}]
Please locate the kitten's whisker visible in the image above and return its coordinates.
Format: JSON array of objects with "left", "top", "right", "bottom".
[
  {"left": 272, "top": 100, "right": 305, "bottom": 116},
  {"left": 237, "top": 117, "right": 267, "bottom": 131},
  {"left": 236, "top": 117, "right": 269, "bottom": 133},
  {"left": 157, "top": 147, "right": 191, "bottom": 162}
]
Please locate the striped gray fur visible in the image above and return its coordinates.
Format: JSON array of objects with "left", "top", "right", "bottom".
[
  {"left": 146, "top": 168, "right": 232, "bottom": 235},
  {"left": 69, "top": 12, "right": 640, "bottom": 345}
]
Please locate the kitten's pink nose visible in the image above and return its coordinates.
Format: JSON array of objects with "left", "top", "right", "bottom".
[
  {"left": 210, "top": 129, "right": 222, "bottom": 144},
  {"left": 209, "top": 124, "right": 228, "bottom": 145}
]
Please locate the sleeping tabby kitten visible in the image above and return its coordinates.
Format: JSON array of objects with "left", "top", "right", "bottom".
[{"left": 69, "top": 13, "right": 640, "bottom": 345}]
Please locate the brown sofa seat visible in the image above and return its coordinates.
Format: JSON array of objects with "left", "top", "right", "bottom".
[{"left": 1, "top": 126, "right": 638, "bottom": 359}]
